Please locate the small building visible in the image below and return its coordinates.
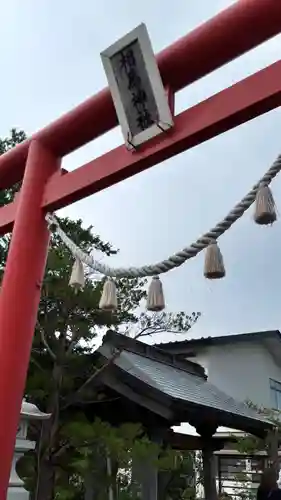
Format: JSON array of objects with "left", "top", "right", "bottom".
[
  {"left": 157, "top": 330, "right": 281, "bottom": 497},
  {"left": 82, "top": 330, "right": 275, "bottom": 500},
  {"left": 18, "top": 330, "right": 275, "bottom": 499}
]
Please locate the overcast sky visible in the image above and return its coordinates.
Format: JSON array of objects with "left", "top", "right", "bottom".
[{"left": 1, "top": 0, "right": 281, "bottom": 343}]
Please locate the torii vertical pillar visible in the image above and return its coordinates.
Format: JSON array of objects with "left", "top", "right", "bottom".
[{"left": 0, "top": 141, "right": 60, "bottom": 499}]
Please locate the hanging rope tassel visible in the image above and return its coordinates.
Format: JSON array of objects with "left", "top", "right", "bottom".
[
  {"left": 204, "top": 241, "right": 225, "bottom": 279},
  {"left": 99, "top": 278, "right": 117, "bottom": 311},
  {"left": 146, "top": 276, "right": 165, "bottom": 311},
  {"left": 69, "top": 258, "right": 85, "bottom": 291},
  {"left": 254, "top": 185, "right": 277, "bottom": 225}
]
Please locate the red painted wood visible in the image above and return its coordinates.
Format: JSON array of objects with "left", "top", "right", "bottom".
[
  {"left": 40, "top": 60, "right": 281, "bottom": 210},
  {"left": 0, "top": 0, "right": 280, "bottom": 189},
  {"left": 0, "top": 142, "right": 60, "bottom": 498},
  {"left": 0, "top": 201, "right": 17, "bottom": 234}
]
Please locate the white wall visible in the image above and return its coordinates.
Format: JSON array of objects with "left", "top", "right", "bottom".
[{"left": 186, "top": 341, "right": 281, "bottom": 408}]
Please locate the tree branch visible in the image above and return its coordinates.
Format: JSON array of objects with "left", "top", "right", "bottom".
[
  {"left": 61, "top": 349, "right": 121, "bottom": 410},
  {"left": 37, "top": 286, "right": 58, "bottom": 360},
  {"left": 30, "top": 355, "right": 47, "bottom": 373},
  {"left": 38, "top": 326, "right": 56, "bottom": 360},
  {"left": 62, "top": 326, "right": 154, "bottom": 410},
  {"left": 66, "top": 329, "right": 81, "bottom": 355}
]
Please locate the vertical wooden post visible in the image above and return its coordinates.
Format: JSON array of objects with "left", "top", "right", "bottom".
[
  {"left": 202, "top": 444, "right": 218, "bottom": 500},
  {"left": 217, "top": 456, "right": 222, "bottom": 496},
  {"left": 84, "top": 450, "right": 116, "bottom": 500},
  {"left": 0, "top": 141, "right": 60, "bottom": 499},
  {"left": 132, "top": 454, "right": 158, "bottom": 500},
  {"left": 196, "top": 425, "right": 218, "bottom": 500},
  {"left": 266, "top": 427, "right": 279, "bottom": 477},
  {"left": 131, "top": 429, "right": 163, "bottom": 500},
  {"left": 158, "top": 471, "right": 172, "bottom": 500}
]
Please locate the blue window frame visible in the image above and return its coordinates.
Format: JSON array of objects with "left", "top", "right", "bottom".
[{"left": 270, "top": 378, "right": 281, "bottom": 410}]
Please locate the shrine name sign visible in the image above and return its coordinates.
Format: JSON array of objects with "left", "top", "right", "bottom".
[{"left": 101, "top": 23, "right": 174, "bottom": 150}]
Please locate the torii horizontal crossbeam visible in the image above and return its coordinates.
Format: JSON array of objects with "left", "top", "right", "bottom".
[
  {"left": 0, "top": 0, "right": 280, "bottom": 189},
  {"left": 0, "top": 59, "right": 280, "bottom": 235}
]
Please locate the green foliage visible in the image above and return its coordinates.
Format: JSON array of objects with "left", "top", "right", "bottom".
[
  {"left": 20, "top": 416, "right": 189, "bottom": 499},
  {"left": 0, "top": 129, "right": 26, "bottom": 266},
  {"left": 234, "top": 401, "right": 281, "bottom": 455},
  {"left": 0, "top": 128, "right": 26, "bottom": 208},
  {"left": 62, "top": 417, "right": 161, "bottom": 471},
  {"left": 230, "top": 401, "right": 281, "bottom": 500},
  {"left": 234, "top": 434, "right": 263, "bottom": 455},
  {"left": 162, "top": 451, "right": 196, "bottom": 500}
]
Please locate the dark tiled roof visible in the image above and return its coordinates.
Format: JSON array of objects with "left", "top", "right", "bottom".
[
  {"left": 98, "top": 332, "right": 272, "bottom": 432},
  {"left": 102, "top": 330, "right": 207, "bottom": 378},
  {"left": 155, "top": 330, "right": 281, "bottom": 351}
]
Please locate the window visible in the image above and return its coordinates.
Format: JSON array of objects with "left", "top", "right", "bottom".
[{"left": 270, "top": 378, "right": 281, "bottom": 409}]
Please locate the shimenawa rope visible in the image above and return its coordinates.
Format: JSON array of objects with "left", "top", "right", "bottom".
[{"left": 46, "top": 153, "right": 281, "bottom": 279}]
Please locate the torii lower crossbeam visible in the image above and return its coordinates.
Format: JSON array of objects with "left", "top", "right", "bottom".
[{"left": 0, "top": 0, "right": 280, "bottom": 497}]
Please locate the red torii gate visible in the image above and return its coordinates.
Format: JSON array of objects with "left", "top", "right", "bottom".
[{"left": 0, "top": 0, "right": 281, "bottom": 496}]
